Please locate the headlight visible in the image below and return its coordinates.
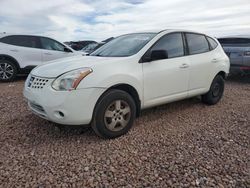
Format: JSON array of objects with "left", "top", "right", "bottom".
[{"left": 52, "top": 68, "right": 93, "bottom": 91}]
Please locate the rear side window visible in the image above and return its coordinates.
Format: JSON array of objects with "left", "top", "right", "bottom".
[
  {"left": 40, "top": 37, "right": 65, "bottom": 52},
  {"left": 207, "top": 37, "right": 218, "bottom": 50},
  {"left": 186, "top": 33, "right": 209, "bottom": 55},
  {"left": 0, "top": 35, "right": 40, "bottom": 48},
  {"left": 151, "top": 33, "right": 184, "bottom": 58}
]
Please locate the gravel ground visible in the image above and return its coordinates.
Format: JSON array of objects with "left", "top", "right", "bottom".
[{"left": 0, "top": 76, "right": 249, "bottom": 187}]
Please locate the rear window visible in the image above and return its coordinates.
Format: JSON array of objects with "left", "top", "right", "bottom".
[
  {"left": 207, "top": 37, "right": 218, "bottom": 50},
  {"left": 0, "top": 35, "right": 40, "bottom": 48},
  {"left": 186, "top": 33, "right": 209, "bottom": 55}
]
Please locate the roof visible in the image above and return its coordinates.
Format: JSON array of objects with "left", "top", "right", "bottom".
[
  {"left": 0, "top": 33, "right": 49, "bottom": 38},
  {"left": 129, "top": 29, "right": 201, "bottom": 34},
  {"left": 0, "top": 33, "right": 67, "bottom": 45},
  {"left": 218, "top": 35, "right": 250, "bottom": 39},
  {"left": 117, "top": 29, "right": 208, "bottom": 37},
  {"left": 0, "top": 32, "right": 8, "bottom": 38}
]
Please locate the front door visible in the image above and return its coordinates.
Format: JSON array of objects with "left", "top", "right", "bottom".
[{"left": 142, "top": 32, "right": 189, "bottom": 108}]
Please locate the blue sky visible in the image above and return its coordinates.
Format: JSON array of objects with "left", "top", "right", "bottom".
[{"left": 0, "top": 0, "right": 250, "bottom": 42}]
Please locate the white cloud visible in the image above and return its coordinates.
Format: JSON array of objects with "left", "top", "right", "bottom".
[{"left": 0, "top": 0, "right": 250, "bottom": 42}]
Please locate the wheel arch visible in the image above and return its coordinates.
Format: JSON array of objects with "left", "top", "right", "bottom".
[
  {"left": 95, "top": 83, "right": 141, "bottom": 117},
  {"left": 216, "top": 71, "right": 227, "bottom": 79},
  {"left": 110, "top": 84, "right": 141, "bottom": 116},
  {"left": 0, "top": 54, "right": 20, "bottom": 71},
  {"left": 207, "top": 71, "right": 227, "bottom": 89}
]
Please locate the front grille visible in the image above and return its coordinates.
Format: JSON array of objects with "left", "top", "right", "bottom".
[{"left": 28, "top": 76, "right": 49, "bottom": 89}]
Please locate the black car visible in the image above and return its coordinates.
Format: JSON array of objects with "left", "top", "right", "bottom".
[{"left": 65, "top": 41, "right": 97, "bottom": 51}]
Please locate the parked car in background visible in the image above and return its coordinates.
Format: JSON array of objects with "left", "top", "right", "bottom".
[
  {"left": 0, "top": 34, "right": 81, "bottom": 81},
  {"left": 81, "top": 42, "right": 105, "bottom": 55},
  {"left": 81, "top": 37, "right": 114, "bottom": 55},
  {"left": 24, "top": 29, "right": 229, "bottom": 139},
  {"left": 66, "top": 41, "right": 97, "bottom": 51},
  {"left": 218, "top": 36, "right": 250, "bottom": 75},
  {"left": 81, "top": 42, "right": 100, "bottom": 54},
  {"left": 102, "top": 37, "right": 114, "bottom": 43}
]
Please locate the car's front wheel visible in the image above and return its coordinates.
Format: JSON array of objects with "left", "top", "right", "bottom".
[
  {"left": 202, "top": 75, "right": 225, "bottom": 105},
  {"left": 92, "top": 89, "right": 136, "bottom": 139},
  {"left": 0, "top": 59, "right": 17, "bottom": 82}
]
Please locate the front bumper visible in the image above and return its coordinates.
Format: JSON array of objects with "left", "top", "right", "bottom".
[{"left": 23, "top": 76, "right": 106, "bottom": 125}]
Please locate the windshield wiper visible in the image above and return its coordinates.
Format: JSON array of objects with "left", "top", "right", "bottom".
[{"left": 91, "top": 54, "right": 102, "bottom": 57}]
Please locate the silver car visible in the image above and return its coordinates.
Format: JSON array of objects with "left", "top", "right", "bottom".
[{"left": 218, "top": 36, "right": 250, "bottom": 75}]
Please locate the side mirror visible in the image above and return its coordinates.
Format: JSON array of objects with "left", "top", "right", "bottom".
[
  {"left": 64, "top": 47, "right": 72, "bottom": 53},
  {"left": 150, "top": 50, "right": 168, "bottom": 61}
]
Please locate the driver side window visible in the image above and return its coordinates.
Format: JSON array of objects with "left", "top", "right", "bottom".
[
  {"left": 40, "top": 37, "right": 65, "bottom": 52},
  {"left": 151, "top": 33, "right": 184, "bottom": 59}
]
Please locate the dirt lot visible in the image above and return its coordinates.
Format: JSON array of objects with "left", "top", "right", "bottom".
[{"left": 0, "top": 76, "right": 249, "bottom": 187}]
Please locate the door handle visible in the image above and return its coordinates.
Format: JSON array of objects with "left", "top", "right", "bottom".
[
  {"left": 44, "top": 52, "right": 52, "bottom": 55},
  {"left": 179, "top": 63, "right": 189, "bottom": 68},
  {"left": 211, "top": 59, "right": 218, "bottom": 63},
  {"left": 10, "top": 49, "right": 18, "bottom": 52}
]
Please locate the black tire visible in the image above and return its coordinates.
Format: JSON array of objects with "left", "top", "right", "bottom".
[
  {"left": 91, "top": 89, "right": 136, "bottom": 139},
  {"left": 0, "top": 59, "right": 18, "bottom": 82},
  {"left": 202, "top": 75, "right": 225, "bottom": 105}
]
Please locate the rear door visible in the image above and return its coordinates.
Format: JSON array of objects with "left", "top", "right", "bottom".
[
  {"left": 0, "top": 35, "right": 42, "bottom": 68},
  {"left": 185, "top": 33, "right": 213, "bottom": 96},
  {"left": 39, "top": 37, "right": 75, "bottom": 62}
]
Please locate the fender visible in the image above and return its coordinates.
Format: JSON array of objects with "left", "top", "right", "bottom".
[{"left": 0, "top": 54, "right": 20, "bottom": 70}]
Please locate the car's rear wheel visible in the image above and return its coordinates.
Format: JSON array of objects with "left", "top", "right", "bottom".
[
  {"left": 202, "top": 75, "right": 224, "bottom": 105},
  {"left": 0, "top": 60, "right": 17, "bottom": 82},
  {"left": 92, "top": 89, "right": 136, "bottom": 139}
]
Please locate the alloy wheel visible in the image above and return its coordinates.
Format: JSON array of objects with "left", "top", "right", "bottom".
[{"left": 0, "top": 63, "right": 14, "bottom": 80}]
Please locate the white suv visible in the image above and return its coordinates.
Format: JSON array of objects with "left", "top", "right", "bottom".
[
  {"left": 0, "top": 34, "right": 80, "bottom": 81},
  {"left": 23, "top": 29, "right": 230, "bottom": 138}
]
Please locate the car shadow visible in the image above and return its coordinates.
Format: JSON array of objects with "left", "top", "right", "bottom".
[
  {"left": 23, "top": 95, "right": 203, "bottom": 143},
  {"left": 0, "top": 74, "right": 27, "bottom": 83},
  {"left": 16, "top": 74, "right": 28, "bottom": 80},
  {"left": 139, "top": 97, "right": 201, "bottom": 121},
  {"left": 227, "top": 74, "right": 250, "bottom": 84},
  {"left": 22, "top": 117, "right": 98, "bottom": 145}
]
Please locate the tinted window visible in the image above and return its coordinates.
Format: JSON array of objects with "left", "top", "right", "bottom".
[
  {"left": 207, "top": 37, "right": 218, "bottom": 50},
  {"left": 82, "top": 43, "right": 98, "bottom": 51},
  {"left": 186, "top": 33, "right": 209, "bottom": 55},
  {"left": 0, "top": 35, "right": 40, "bottom": 48},
  {"left": 218, "top": 38, "right": 250, "bottom": 46},
  {"left": 151, "top": 33, "right": 184, "bottom": 58},
  {"left": 91, "top": 33, "right": 156, "bottom": 57},
  {"left": 40, "top": 37, "right": 65, "bottom": 51}
]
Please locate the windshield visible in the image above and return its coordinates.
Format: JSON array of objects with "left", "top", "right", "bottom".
[{"left": 90, "top": 33, "right": 156, "bottom": 57}]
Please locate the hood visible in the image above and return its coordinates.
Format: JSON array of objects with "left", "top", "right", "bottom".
[{"left": 31, "top": 55, "right": 125, "bottom": 78}]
